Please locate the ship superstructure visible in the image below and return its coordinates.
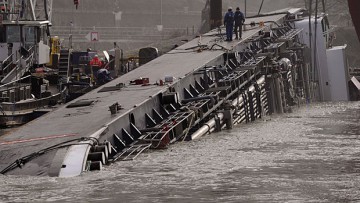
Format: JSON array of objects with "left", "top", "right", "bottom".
[{"left": 0, "top": 0, "right": 53, "bottom": 70}]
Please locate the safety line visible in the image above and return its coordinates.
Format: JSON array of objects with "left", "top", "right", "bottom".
[{"left": 0, "top": 133, "right": 79, "bottom": 146}]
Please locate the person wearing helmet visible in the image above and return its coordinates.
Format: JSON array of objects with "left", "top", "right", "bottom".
[
  {"left": 89, "top": 55, "right": 103, "bottom": 67},
  {"left": 234, "top": 7, "right": 245, "bottom": 40},
  {"left": 224, "top": 7, "right": 235, "bottom": 41},
  {"left": 89, "top": 54, "right": 103, "bottom": 85}
]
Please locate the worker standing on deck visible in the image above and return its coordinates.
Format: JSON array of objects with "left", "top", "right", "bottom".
[
  {"left": 224, "top": 7, "right": 235, "bottom": 41},
  {"left": 234, "top": 7, "right": 245, "bottom": 40},
  {"left": 89, "top": 55, "right": 103, "bottom": 67},
  {"left": 89, "top": 55, "right": 103, "bottom": 85}
]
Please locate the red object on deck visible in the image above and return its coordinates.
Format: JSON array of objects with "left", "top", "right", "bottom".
[
  {"left": 142, "top": 78, "right": 149, "bottom": 84},
  {"left": 35, "top": 67, "right": 44, "bottom": 73},
  {"left": 348, "top": 0, "right": 360, "bottom": 43},
  {"left": 132, "top": 77, "right": 149, "bottom": 85}
]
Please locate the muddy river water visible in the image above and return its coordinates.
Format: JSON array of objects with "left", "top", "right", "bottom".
[{"left": 1, "top": 102, "right": 360, "bottom": 202}]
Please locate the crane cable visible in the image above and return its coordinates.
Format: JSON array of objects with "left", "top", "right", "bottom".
[{"left": 258, "top": 0, "right": 265, "bottom": 15}]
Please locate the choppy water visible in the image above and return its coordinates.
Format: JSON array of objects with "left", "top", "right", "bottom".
[{"left": 1, "top": 102, "right": 360, "bottom": 203}]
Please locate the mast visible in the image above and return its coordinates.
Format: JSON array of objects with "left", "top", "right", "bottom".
[
  {"left": 308, "top": 0, "right": 313, "bottom": 83},
  {"left": 313, "top": 0, "right": 323, "bottom": 100}
]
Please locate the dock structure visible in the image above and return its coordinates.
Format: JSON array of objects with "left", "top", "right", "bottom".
[{"left": 0, "top": 9, "right": 309, "bottom": 177}]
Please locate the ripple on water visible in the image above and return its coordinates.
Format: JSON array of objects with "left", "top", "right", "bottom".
[{"left": 0, "top": 102, "right": 360, "bottom": 202}]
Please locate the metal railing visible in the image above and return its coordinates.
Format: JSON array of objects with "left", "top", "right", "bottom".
[
  {"left": 1, "top": 52, "right": 15, "bottom": 76},
  {"left": 1, "top": 46, "right": 35, "bottom": 84},
  {"left": 51, "top": 26, "right": 198, "bottom": 41}
]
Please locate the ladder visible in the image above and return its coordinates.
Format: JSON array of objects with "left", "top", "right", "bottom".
[
  {"left": 110, "top": 143, "right": 152, "bottom": 162},
  {"left": 58, "top": 49, "right": 70, "bottom": 79}
]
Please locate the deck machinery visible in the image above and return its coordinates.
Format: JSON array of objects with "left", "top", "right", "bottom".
[{"left": 0, "top": 9, "right": 310, "bottom": 177}]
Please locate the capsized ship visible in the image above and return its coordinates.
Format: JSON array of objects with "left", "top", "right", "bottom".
[{"left": 0, "top": 8, "right": 350, "bottom": 177}]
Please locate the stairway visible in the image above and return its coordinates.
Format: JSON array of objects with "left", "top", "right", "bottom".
[
  {"left": 1, "top": 52, "right": 33, "bottom": 84},
  {"left": 58, "top": 49, "right": 70, "bottom": 79}
]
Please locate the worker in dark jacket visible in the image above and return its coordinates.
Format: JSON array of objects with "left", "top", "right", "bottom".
[
  {"left": 96, "top": 69, "right": 113, "bottom": 85},
  {"left": 234, "top": 7, "right": 245, "bottom": 40},
  {"left": 224, "top": 7, "right": 235, "bottom": 41}
]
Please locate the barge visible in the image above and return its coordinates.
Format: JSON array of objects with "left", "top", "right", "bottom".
[{"left": 0, "top": 8, "right": 349, "bottom": 177}]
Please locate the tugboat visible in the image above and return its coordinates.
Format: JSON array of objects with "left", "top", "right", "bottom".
[{"left": 0, "top": 0, "right": 62, "bottom": 126}]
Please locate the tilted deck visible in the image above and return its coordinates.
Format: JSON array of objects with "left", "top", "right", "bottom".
[{"left": 0, "top": 13, "right": 292, "bottom": 176}]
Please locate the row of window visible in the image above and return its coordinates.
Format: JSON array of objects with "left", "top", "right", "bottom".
[{"left": 0, "top": 25, "right": 47, "bottom": 44}]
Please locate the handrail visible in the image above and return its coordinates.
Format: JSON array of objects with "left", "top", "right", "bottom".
[
  {"left": 2, "top": 45, "right": 34, "bottom": 73},
  {"left": 2, "top": 52, "right": 15, "bottom": 65},
  {"left": 1, "top": 46, "right": 35, "bottom": 84},
  {"left": 2, "top": 59, "right": 18, "bottom": 73},
  {"left": 0, "top": 75, "right": 32, "bottom": 88}
]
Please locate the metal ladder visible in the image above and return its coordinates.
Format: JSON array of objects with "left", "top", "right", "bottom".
[
  {"left": 110, "top": 58, "right": 264, "bottom": 163},
  {"left": 111, "top": 143, "right": 152, "bottom": 161},
  {"left": 58, "top": 49, "right": 71, "bottom": 79},
  {"left": 110, "top": 110, "right": 195, "bottom": 163}
]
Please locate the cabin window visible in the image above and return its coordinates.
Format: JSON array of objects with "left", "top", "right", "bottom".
[
  {"left": 6, "top": 26, "right": 20, "bottom": 43},
  {"left": 42, "top": 27, "right": 49, "bottom": 45},
  {"left": 37, "top": 27, "right": 41, "bottom": 43},
  {"left": 24, "top": 27, "right": 36, "bottom": 45},
  {"left": 0, "top": 26, "right": 5, "bottom": 43}
]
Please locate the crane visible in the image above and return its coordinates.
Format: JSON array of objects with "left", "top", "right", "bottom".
[{"left": 0, "top": 0, "right": 52, "bottom": 22}]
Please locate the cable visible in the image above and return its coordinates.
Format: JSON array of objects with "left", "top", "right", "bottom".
[
  {"left": 258, "top": 0, "right": 265, "bottom": 15},
  {"left": 246, "top": 12, "right": 288, "bottom": 19},
  {"left": 165, "top": 50, "right": 198, "bottom": 55},
  {"left": 209, "top": 43, "right": 231, "bottom": 51},
  {"left": 181, "top": 110, "right": 195, "bottom": 142}
]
